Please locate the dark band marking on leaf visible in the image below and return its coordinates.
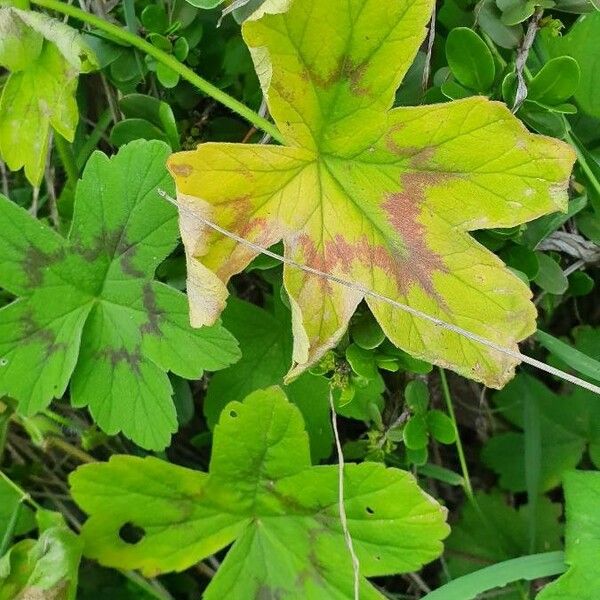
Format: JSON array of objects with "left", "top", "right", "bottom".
[
  {"left": 21, "top": 311, "right": 64, "bottom": 357},
  {"left": 22, "top": 246, "right": 66, "bottom": 289},
  {"left": 98, "top": 346, "right": 143, "bottom": 374},
  {"left": 140, "top": 283, "right": 162, "bottom": 336}
]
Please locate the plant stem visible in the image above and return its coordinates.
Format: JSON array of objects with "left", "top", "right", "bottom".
[
  {"left": 480, "top": 31, "right": 507, "bottom": 70},
  {"left": 77, "top": 108, "right": 113, "bottom": 169},
  {"left": 0, "top": 469, "right": 42, "bottom": 511},
  {"left": 54, "top": 132, "right": 79, "bottom": 186},
  {"left": 30, "top": 0, "right": 284, "bottom": 144},
  {"left": 47, "top": 436, "right": 95, "bottom": 464},
  {"left": 122, "top": 570, "right": 174, "bottom": 600},
  {"left": 438, "top": 368, "right": 474, "bottom": 502}
]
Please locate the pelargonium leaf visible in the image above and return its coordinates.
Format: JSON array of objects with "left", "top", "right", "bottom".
[
  {"left": 168, "top": 0, "right": 575, "bottom": 388},
  {"left": 70, "top": 386, "right": 449, "bottom": 598},
  {"left": 0, "top": 7, "right": 97, "bottom": 185},
  {"left": 0, "top": 140, "right": 240, "bottom": 450}
]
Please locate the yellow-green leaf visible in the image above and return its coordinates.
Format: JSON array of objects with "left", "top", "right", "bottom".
[
  {"left": 0, "top": 7, "right": 97, "bottom": 185},
  {"left": 168, "top": 0, "right": 575, "bottom": 388},
  {"left": 70, "top": 387, "right": 449, "bottom": 598}
]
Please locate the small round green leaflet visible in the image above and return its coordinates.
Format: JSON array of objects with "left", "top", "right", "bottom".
[
  {"left": 405, "top": 380, "right": 430, "bottom": 413},
  {"left": 528, "top": 56, "right": 580, "bottom": 107},
  {"left": 69, "top": 387, "right": 449, "bottom": 599},
  {"left": 445, "top": 27, "right": 496, "bottom": 92}
]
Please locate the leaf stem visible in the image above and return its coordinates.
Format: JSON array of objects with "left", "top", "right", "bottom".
[
  {"left": 54, "top": 132, "right": 79, "bottom": 186},
  {"left": 438, "top": 368, "right": 474, "bottom": 502},
  {"left": 0, "top": 469, "right": 42, "bottom": 511},
  {"left": 122, "top": 570, "right": 174, "bottom": 600},
  {"left": 77, "top": 108, "right": 113, "bottom": 169},
  {"left": 46, "top": 436, "right": 95, "bottom": 464},
  {"left": 30, "top": 0, "right": 284, "bottom": 144}
]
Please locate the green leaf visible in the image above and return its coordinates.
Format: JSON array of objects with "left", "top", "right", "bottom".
[
  {"left": 70, "top": 388, "right": 449, "bottom": 598},
  {"left": 427, "top": 410, "right": 456, "bottom": 444},
  {"left": 528, "top": 57, "right": 580, "bottom": 106},
  {"left": 204, "top": 296, "right": 333, "bottom": 461},
  {"left": 0, "top": 511, "right": 83, "bottom": 600},
  {"left": 497, "top": 0, "right": 538, "bottom": 25},
  {"left": 534, "top": 252, "right": 568, "bottom": 294},
  {"left": 446, "top": 491, "right": 563, "bottom": 591},
  {"left": 423, "top": 552, "right": 566, "bottom": 600},
  {"left": 500, "top": 244, "right": 539, "bottom": 280},
  {"left": 183, "top": 0, "right": 223, "bottom": 8},
  {"left": 476, "top": 0, "right": 523, "bottom": 49},
  {"left": 169, "top": 0, "right": 574, "bottom": 389},
  {"left": 351, "top": 311, "right": 385, "bottom": 350},
  {"left": 0, "top": 140, "right": 239, "bottom": 450},
  {"left": 482, "top": 374, "right": 600, "bottom": 492},
  {"left": 538, "top": 471, "right": 600, "bottom": 599},
  {"left": 568, "top": 270, "right": 594, "bottom": 296},
  {"left": 545, "top": 12, "right": 600, "bottom": 118},
  {"left": 523, "top": 195, "right": 587, "bottom": 248},
  {"left": 156, "top": 62, "right": 180, "bottom": 88},
  {"left": 346, "top": 343, "right": 379, "bottom": 380},
  {"left": 404, "top": 415, "right": 429, "bottom": 450},
  {"left": 405, "top": 380, "right": 430, "bottom": 414},
  {"left": 118, "top": 93, "right": 180, "bottom": 150},
  {"left": 0, "top": 476, "right": 35, "bottom": 550},
  {"left": 536, "top": 329, "right": 600, "bottom": 383},
  {"left": 446, "top": 27, "right": 496, "bottom": 91},
  {"left": 140, "top": 5, "right": 169, "bottom": 34},
  {"left": 577, "top": 210, "right": 600, "bottom": 243},
  {"left": 109, "top": 118, "right": 170, "bottom": 147},
  {"left": 0, "top": 7, "right": 97, "bottom": 185}
]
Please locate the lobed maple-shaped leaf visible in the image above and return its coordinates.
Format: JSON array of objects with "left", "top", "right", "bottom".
[
  {"left": 0, "top": 7, "right": 97, "bottom": 186},
  {"left": 70, "top": 387, "right": 449, "bottom": 598},
  {"left": 0, "top": 140, "right": 240, "bottom": 450},
  {"left": 538, "top": 470, "right": 600, "bottom": 600},
  {"left": 168, "top": 0, "right": 575, "bottom": 388}
]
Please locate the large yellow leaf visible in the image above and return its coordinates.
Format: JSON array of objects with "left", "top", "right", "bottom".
[{"left": 168, "top": 0, "right": 575, "bottom": 387}]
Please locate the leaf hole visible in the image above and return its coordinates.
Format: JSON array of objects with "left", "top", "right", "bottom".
[
  {"left": 365, "top": 506, "right": 375, "bottom": 515},
  {"left": 229, "top": 410, "right": 238, "bottom": 418},
  {"left": 0, "top": 358, "right": 7, "bottom": 367},
  {"left": 119, "top": 522, "right": 145, "bottom": 545}
]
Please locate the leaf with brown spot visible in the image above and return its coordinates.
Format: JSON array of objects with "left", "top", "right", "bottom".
[
  {"left": 0, "top": 140, "right": 240, "bottom": 450},
  {"left": 168, "top": 0, "right": 575, "bottom": 388},
  {"left": 70, "top": 387, "right": 449, "bottom": 598}
]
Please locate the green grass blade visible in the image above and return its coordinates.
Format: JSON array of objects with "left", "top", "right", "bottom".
[
  {"left": 536, "top": 330, "right": 600, "bottom": 383},
  {"left": 423, "top": 552, "right": 566, "bottom": 600}
]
